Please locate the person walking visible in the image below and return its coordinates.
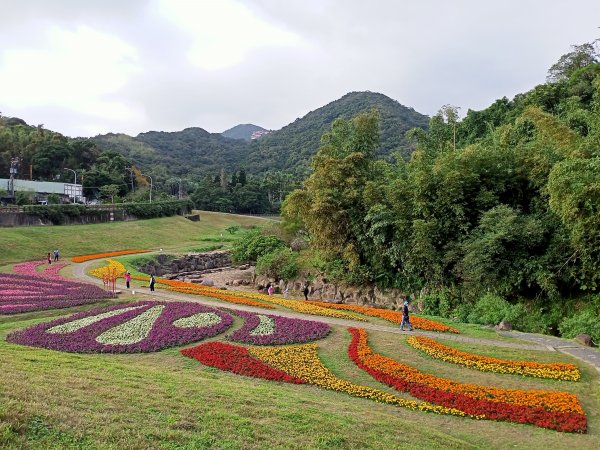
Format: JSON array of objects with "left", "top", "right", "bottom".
[
  {"left": 283, "top": 287, "right": 289, "bottom": 298},
  {"left": 124, "top": 272, "right": 131, "bottom": 289},
  {"left": 267, "top": 284, "right": 274, "bottom": 296},
  {"left": 303, "top": 283, "right": 309, "bottom": 301},
  {"left": 400, "top": 298, "right": 413, "bottom": 331},
  {"left": 149, "top": 274, "right": 155, "bottom": 292},
  {"left": 47, "top": 252, "right": 52, "bottom": 265},
  {"left": 53, "top": 249, "right": 59, "bottom": 261}
]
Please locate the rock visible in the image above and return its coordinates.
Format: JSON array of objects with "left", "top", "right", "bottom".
[
  {"left": 575, "top": 334, "right": 593, "bottom": 347},
  {"left": 203, "top": 279, "right": 214, "bottom": 287},
  {"left": 232, "top": 279, "right": 241, "bottom": 286},
  {"left": 190, "top": 279, "right": 204, "bottom": 284},
  {"left": 496, "top": 320, "right": 513, "bottom": 331}
]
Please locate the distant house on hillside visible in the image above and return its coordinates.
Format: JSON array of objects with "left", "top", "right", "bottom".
[
  {"left": 250, "top": 130, "right": 270, "bottom": 140},
  {"left": 0, "top": 178, "right": 84, "bottom": 204}
]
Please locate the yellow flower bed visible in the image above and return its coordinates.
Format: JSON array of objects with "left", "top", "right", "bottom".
[
  {"left": 407, "top": 336, "right": 581, "bottom": 381},
  {"left": 248, "top": 343, "right": 470, "bottom": 418}
]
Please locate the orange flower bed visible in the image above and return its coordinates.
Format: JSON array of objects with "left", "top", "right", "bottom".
[
  {"left": 72, "top": 250, "right": 149, "bottom": 263},
  {"left": 350, "top": 328, "right": 583, "bottom": 414},
  {"left": 131, "top": 275, "right": 275, "bottom": 309},
  {"left": 306, "top": 301, "right": 459, "bottom": 333},
  {"left": 407, "top": 336, "right": 581, "bottom": 381}
]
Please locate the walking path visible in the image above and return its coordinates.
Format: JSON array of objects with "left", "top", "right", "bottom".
[{"left": 71, "top": 260, "right": 600, "bottom": 372}]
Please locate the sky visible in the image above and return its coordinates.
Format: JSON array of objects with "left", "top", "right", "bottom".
[{"left": 0, "top": 0, "right": 598, "bottom": 138}]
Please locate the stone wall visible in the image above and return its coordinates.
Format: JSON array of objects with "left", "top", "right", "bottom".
[
  {"left": 0, "top": 210, "right": 137, "bottom": 227},
  {"left": 138, "top": 251, "right": 232, "bottom": 277}
]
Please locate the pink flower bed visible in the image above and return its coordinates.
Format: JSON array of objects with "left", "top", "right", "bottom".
[
  {"left": 0, "top": 273, "right": 112, "bottom": 314},
  {"left": 13, "top": 260, "right": 68, "bottom": 280},
  {"left": 7, "top": 301, "right": 234, "bottom": 353}
]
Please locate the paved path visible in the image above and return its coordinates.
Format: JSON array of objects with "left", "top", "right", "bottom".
[
  {"left": 71, "top": 260, "right": 600, "bottom": 372},
  {"left": 498, "top": 331, "right": 600, "bottom": 373}
]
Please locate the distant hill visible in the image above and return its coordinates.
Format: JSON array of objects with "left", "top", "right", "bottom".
[
  {"left": 244, "top": 91, "right": 429, "bottom": 175},
  {"left": 92, "top": 127, "right": 249, "bottom": 177},
  {"left": 221, "top": 124, "right": 267, "bottom": 141},
  {"left": 92, "top": 91, "right": 429, "bottom": 177}
]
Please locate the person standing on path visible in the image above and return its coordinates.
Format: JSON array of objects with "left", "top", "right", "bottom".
[
  {"left": 47, "top": 252, "right": 52, "bottom": 265},
  {"left": 124, "top": 272, "right": 131, "bottom": 289},
  {"left": 303, "top": 283, "right": 309, "bottom": 301},
  {"left": 149, "top": 274, "right": 155, "bottom": 292},
  {"left": 400, "top": 298, "right": 413, "bottom": 331},
  {"left": 267, "top": 284, "right": 274, "bottom": 296},
  {"left": 53, "top": 249, "right": 59, "bottom": 261}
]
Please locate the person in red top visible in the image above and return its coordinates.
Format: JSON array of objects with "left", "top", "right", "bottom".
[{"left": 124, "top": 272, "right": 131, "bottom": 289}]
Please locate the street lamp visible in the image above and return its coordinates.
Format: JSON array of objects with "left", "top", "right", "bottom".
[
  {"left": 141, "top": 173, "right": 153, "bottom": 203},
  {"left": 63, "top": 168, "right": 77, "bottom": 203}
]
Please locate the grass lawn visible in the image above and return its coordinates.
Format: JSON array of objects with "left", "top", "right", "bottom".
[{"left": 0, "top": 212, "right": 271, "bottom": 264}]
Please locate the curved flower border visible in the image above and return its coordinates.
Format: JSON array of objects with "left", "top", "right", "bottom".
[
  {"left": 307, "top": 301, "right": 459, "bottom": 333},
  {"left": 0, "top": 273, "right": 112, "bottom": 314},
  {"left": 7, "top": 301, "right": 233, "bottom": 353},
  {"left": 348, "top": 328, "right": 586, "bottom": 433},
  {"left": 72, "top": 250, "right": 149, "bottom": 263},
  {"left": 226, "top": 310, "right": 331, "bottom": 345},
  {"left": 407, "top": 335, "right": 581, "bottom": 381}
]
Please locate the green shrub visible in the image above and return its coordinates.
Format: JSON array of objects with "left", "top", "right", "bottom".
[
  {"left": 559, "top": 297, "right": 600, "bottom": 342},
  {"left": 231, "top": 229, "right": 285, "bottom": 263},
  {"left": 256, "top": 248, "right": 299, "bottom": 281},
  {"left": 467, "top": 293, "right": 512, "bottom": 325}
]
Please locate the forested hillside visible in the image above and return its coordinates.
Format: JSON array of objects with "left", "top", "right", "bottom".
[
  {"left": 245, "top": 91, "right": 429, "bottom": 176},
  {"left": 283, "top": 40, "right": 600, "bottom": 340}
]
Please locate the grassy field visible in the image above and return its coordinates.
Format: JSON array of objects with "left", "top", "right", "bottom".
[
  {"left": 0, "top": 211, "right": 270, "bottom": 264},
  {"left": 1, "top": 213, "right": 599, "bottom": 449}
]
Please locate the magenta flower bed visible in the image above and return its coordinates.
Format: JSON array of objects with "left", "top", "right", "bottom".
[
  {"left": 7, "top": 301, "right": 234, "bottom": 353},
  {"left": 14, "top": 260, "right": 68, "bottom": 280},
  {"left": 0, "top": 273, "right": 112, "bottom": 314},
  {"left": 226, "top": 310, "right": 331, "bottom": 345}
]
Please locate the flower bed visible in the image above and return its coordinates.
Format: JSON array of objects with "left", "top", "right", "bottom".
[
  {"left": 71, "top": 250, "right": 149, "bottom": 263},
  {"left": 348, "top": 328, "right": 587, "bottom": 433},
  {"left": 7, "top": 301, "right": 233, "bottom": 352},
  {"left": 183, "top": 341, "right": 468, "bottom": 418},
  {"left": 181, "top": 342, "right": 306, "bottom": 383},
  {"left": 407, "top": 336, "right": 581, "bottom": 381},
  {"left": 90, "top": 259, "right": 127, "bottom": 279},
  {"left": 306, "top": 301, "right": 459, "bottom": 333},
  {"left": 0, "top": 273, "right": 113, "bottom": 314},
  {"left": 226, "top": 310, "right": 331, "bottom": 345},
  {"left": 14, "top": 260, "right": 68, "bottom": 280}
]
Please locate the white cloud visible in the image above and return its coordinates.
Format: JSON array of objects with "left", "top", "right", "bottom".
[
  {"left": 157, "top": 0, "right": 302, "bottom": 70},
  {"left": 0, "top": 25, "right": 141, "bottom": 123}
]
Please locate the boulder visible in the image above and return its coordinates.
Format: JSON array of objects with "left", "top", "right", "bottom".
[
  {"left": 203, "top": 279, "right": 214, "bottom": 287},
  {"left": 232, "top": 279, "right": 241, "bottom": 286},
  {"left": 575, "top": 334, "right": 593, "bottom": 347},
  {"left": 496, "top": 320, "right": 513, "bottom": 331}
]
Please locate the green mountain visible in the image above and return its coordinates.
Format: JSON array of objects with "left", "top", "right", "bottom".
[
  {"left": 221, "top": 124, "right": 267, "bottom": 141},
  {"left": 91, "top": 91, "right": 429, "bottom": 177},
  {"left": 244, "top": 91, "right": 429, "bottom": 175}
]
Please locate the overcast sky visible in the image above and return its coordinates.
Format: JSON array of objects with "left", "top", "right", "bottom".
[{"left": 0, "top": 0, "right": 598, "bottom": 138}]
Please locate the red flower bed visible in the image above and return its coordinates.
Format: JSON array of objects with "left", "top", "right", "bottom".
[
  {"left": 181, "top": 342, "right": 305, "bottom": 383},
  {"left": 347, "top": 328, "right": 587, "bottom": 433}
]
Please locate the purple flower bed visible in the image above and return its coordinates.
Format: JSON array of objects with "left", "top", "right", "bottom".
[
  {"left": 0, "top": 273, "right": 112, "bottom": 314},
  {"left": 7, "top": 301, "right": 234, "bottom": 353},
  {"left": 226, "top": 310, "right": 331, "bottom": 345}
]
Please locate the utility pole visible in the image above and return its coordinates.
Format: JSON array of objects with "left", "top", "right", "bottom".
[
  {"left": 9, "top": 157, "right": 20, "bottom": 199},
  {"left": 141, "top": 173, "right": 153, "bottom": 203},
  {"left": 177, "top": 178, "right": 182, "bottom": 200}
]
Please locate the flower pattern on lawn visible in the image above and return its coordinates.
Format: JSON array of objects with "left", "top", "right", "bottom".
[
  {"left": 407, "top": 335, "right": 581, "bottom": 381},
  {"left": 348, "top": 328, "right": 586, "bottom": 433},
  {"left": 226, "top": 310, "right": 331, "bottom": 345},
  {"left": 0, "top": 272, "right": 112, "bottom": 314},
  {"left": 7, "top": 301, "right": 233, "bottom": 353},
  {"left": 183, "top": 341, "right": 468, "bottom": 418},
  {"left": 14, "top": 260, "right": 69, "bottom": 280},
  {"left": 306, "top": 301, "right": 459, "bottom": 333}
]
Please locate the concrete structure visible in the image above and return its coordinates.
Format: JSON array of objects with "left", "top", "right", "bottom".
[{"left": 0, "top": 178, "right": 84, "bottom": 203}]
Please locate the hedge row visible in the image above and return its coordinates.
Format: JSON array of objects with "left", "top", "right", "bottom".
[{"left": 23, "top": 200, "right": 192, "bottom": 224}]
